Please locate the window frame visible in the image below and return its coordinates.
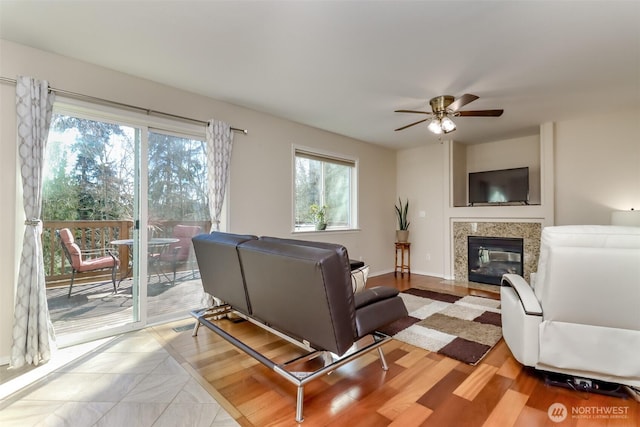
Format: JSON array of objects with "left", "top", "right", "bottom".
[{"left": 292, "top": 145, "right": 359, "bottom": 233}]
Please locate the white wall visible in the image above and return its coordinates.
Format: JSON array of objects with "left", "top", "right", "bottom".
[
  {"left": 396, "top": 143, "right": 446, "bottom": 276},
  {"left": 555, "top": 109, "right": 640, "bottom": 225},
  {"left": 0, "top": 40, "right": 396, "bottom": 364}
]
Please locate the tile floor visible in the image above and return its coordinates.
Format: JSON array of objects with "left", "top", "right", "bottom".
[{"left": 0, "top": 330, "right": 239, "bottom": 427}]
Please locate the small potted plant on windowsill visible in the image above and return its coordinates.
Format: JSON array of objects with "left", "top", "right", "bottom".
[
  {"left": 310, "top": 204, "right": 328, "bottom": 231},
  {"left": 395, "top": 197, "right": 410, "bottom": 242}
]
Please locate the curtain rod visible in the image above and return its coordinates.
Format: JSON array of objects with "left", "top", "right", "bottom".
[{"left": 0, "top": 76, "right": 248, "bottom": 134}]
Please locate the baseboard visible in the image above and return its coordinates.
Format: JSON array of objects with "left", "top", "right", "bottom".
[
  {"left": 369, "top": 269, "right": 394, "bottom": 277},
  {"left": 369, "top": 269, "right": 445, "bottom": 278}
]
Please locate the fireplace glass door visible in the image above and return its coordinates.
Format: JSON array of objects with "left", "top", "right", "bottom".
[{"left": 468, "top": 236, "right": 524, "bottom": 285}]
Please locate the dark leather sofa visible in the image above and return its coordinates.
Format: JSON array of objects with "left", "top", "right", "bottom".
[{"left": 190, "top": 231, "right": 408, "bottom": 422}]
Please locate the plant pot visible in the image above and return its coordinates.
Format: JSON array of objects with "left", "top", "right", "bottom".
[
  {"left": 396, "top": 230, "right": 409, "bottom": 243},
  {"left": 315, "top": 223, "right": 327, "bottom": 231}
]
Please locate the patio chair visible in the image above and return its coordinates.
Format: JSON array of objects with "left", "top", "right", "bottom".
[
  {"left": 57, "top": 228, "right": 119, "bottom": 298},
  {"left": 156, "top": 225, "right": 202, "bottom": 285}
]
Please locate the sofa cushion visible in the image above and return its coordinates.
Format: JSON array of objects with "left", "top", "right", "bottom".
[
  {"left": 351, "top": 265, "right": 369, "bottom": 294},
  {"left": 238, "top": 238, "right": 356, "bottom": 355},
  {"left": 192, "top": 232, "right": 258, "bottom": 315}
]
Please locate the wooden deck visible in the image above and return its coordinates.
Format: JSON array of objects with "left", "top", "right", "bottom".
[{"left": 47, "top": 271, "right": 205, "bottom": 336}]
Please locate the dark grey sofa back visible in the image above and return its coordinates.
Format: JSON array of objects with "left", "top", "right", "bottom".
[
  {"left": 238, "top": 239, "right": 356, "bottom": 355},
  {"left": 192, "top": 232, "right": 258, "bottom": 315}
]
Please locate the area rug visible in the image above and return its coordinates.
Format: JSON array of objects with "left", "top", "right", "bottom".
[{"left": 379, "top": 288, "right": 502, "bottom": 365}]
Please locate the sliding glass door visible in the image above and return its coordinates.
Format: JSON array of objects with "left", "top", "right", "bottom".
[
  {"left": 43, "top": 111, "right": 143, "bottom": 344},
  {"left": 42, "top": 102, "right": 208, "bottom": 345},
  {"left": 146, "top": 130, "right": 208, "bottom": 322}
]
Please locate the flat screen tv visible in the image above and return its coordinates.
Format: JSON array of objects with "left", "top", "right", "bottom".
[{"left": 468, "top": 167, "right": 529, "bottom": 205}]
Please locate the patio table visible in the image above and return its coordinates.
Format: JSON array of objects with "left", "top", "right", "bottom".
[{"left": 110, "top": 238, "right": 180, "bottom": 283}]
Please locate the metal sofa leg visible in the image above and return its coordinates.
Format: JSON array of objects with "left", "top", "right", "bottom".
[
  {"left": 378, "top": 347, "right": 389, "bottom": 371},
  {"left": 192, "top": 321, "right": 201, "bottom": 337},
  {"left": 296, "top": 385, "right": 305, "bottom": 423}
]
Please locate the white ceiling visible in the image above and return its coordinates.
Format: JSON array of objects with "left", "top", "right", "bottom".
[{"left": 1, "top": 1, "right": 639, "bottom": 149}]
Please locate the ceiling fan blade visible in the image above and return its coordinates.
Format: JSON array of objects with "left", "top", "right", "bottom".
[
  {"left": 394, "top": 109, "right": 431, "bottom": 114},
  {"left": 457, "top": 109, "right": 504, "bottom": 117},
  {"left": 447, "top": 94, "right": 479, "bottom": 112},
  {"left": 395, "top": 118, "right": 429, "bottom": 131}
]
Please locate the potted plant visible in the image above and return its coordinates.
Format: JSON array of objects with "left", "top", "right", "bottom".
[
  {"left": 310, "top": 204, "right": 328, "bottom": 230},
  {"left": 395, "top": 197, "right": 410, "bottom": 242}
]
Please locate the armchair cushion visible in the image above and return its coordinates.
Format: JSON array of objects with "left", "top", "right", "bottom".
[
  {"left": 76, "top": 255, "right": 117, "bottom": 272},
  {"left": 57, "top": 227, "right": 119, "bottom": 297},
  {"left": 59, "top": 228, "right": 83, "bottom": 269},
  {"left": 159, "top": 225, "right": 202, "bottom": 262}
]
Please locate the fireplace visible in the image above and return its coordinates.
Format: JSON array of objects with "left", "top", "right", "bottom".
[{"left": 467, "top": 236, "right": 524, "bottom": 285}]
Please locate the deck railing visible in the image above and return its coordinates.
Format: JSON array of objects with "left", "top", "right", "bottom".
[{"left": 43, "top": 220, "right": 210, "bottom": 288}]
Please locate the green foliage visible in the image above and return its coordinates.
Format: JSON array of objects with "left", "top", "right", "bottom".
[
  {"left": 42, "top": 139, "right": 79, "bottom": 220},
  {"left": 50, "top": 115, "right": 133, "bottom": 220},
  {"left": 309, "top": 204, "right": 327, "bottom": 224},
  {"left": 395, "top": 197, "right": 410, "bottom": 230},
  {"left": 295, "top": 156, "right": 320, "bottom": 225},
  {"left": 43, "top": 114, "right": 210, "bottom": 225},
  {"left": 147, "top": 132, "right": 209, "bottom": 221}
]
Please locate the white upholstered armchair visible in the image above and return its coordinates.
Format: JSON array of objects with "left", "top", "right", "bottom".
[{"left": 501, "top": 225, "right": 640, "bottom": 388}]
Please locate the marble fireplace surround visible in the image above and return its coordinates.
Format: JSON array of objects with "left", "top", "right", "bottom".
[{"left": 453, "top": 221, "right": 542, "bottom": 284}]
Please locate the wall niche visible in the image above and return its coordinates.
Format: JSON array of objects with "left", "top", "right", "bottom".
[{"left": 452, "top": 135, "right": 541, "bottom": 207}]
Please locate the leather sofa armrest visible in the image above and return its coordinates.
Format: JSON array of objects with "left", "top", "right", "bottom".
[
  {"left": 354, "top": 286, "right": 399, "bottom": 309},
  {"left": 501, "top": 273, "right": 542, "bottom": 316},
  {"left": 354, "top": 286, "right": 407, "bottom": 337}
]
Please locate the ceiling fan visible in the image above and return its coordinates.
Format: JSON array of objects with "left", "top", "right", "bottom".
[{"left": 395, "top": 94, "right": 503, "bottom": 135}]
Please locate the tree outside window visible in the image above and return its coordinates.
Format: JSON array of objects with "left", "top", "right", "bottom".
[{"left": 43, "top": 115, "right": 210, "bottom": 225}]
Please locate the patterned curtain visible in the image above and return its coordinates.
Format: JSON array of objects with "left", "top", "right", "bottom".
[
  {"left": 11, "top": 76, "right": 56, "bottom": 368},
  {"left": 205, "top": 120, "right": 234, "bottom": 232}
]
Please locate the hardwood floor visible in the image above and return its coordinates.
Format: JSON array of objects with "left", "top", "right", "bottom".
[{"left": 150, "top": 274, "right": 639, "bottom": 427}]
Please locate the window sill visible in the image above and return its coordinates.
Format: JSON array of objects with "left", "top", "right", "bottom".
[{"left": 292, "top": 228, "right": 361, "bottom": 235}]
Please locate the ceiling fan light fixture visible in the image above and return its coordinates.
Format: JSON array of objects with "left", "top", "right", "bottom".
[
  {"left": 427, "top": 118, "right": 443, "bottom": 134},
  {"left": 395, "top": 94, "right": 501, "bottom": 135},
  {"left": 441, "top": 116, "right": 456, "bottom": 133}
]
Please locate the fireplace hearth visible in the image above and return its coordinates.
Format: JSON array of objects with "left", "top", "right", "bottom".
[{"left": 468, "top": 236, "right": 524, "bottom": 285}]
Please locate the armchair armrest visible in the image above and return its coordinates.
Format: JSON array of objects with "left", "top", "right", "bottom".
[
  {"left": 106, "top": 249, "right": 119, "bottom": 262},
  {"left": 501, "top": 274, "right": 542, "bottom": 316},
  {"left": 83, "top": 248, "right": 118, "bottom": 259}
]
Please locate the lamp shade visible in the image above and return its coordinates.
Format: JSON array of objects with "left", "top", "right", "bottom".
[
  {"left": 441, "top": 116, "right": 456, "bottom": 133},
  {"left": 427, "top": 118, "right": 443, "bottom": 134},
  {"left": 611, "top": 209, "right": 640, "bottom": 226}
]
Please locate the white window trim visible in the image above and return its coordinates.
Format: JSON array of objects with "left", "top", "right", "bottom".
[{"left": 53, "top": 97, "right": 206, "bottom": 140}]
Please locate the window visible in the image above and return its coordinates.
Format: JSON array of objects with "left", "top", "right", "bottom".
[{"left": 294, "top": 147, "right": 357, "bottom": 231}]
